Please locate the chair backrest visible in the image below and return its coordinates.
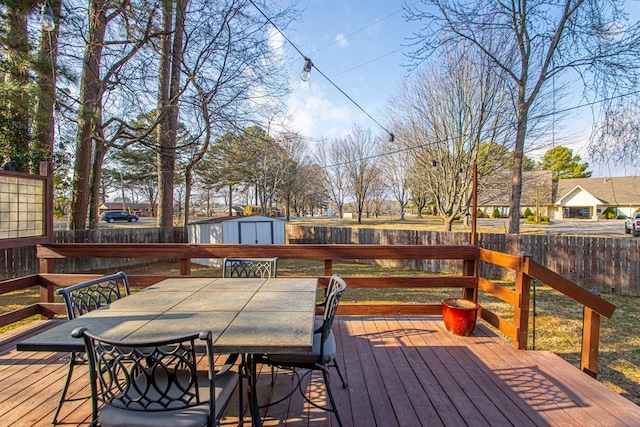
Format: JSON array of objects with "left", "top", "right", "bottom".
[
  {"left": 325, "top": 274, "right": 347, "bottom": 298},
  {"left": 222, "top": 257, "right": 278, "bottom": 278},
  {"left": 317, "top": 287, "right": 343, "bottom": 359},
  {"left": 56, "top": 272, "right": 131, "bottom": 320},
  {"left": 72, "top": 328, "right": 215, "bottom": 420}
]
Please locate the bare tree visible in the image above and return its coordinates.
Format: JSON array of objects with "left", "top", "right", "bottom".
[
  {"left": 381, "top": 140, "right": 412, "bottom": 220},
  {"left": 590, "top": 102, "right": 640, "bottom": 174},
  {"left": 388, "top": 45, "right": 512, "bottom": 231},
  {"left": 69, "top": 0, "right": 159, "bottom": 230},
  {"left": 405, "top": 0, "right": 640, "bottom": 233},
  {"left": 315, "top": 138, "right": 349, "bottom": 218},
  {"left": 276, "top": 131, "right": 308, "bottom": 221},
  {"left": 339, "top": 126, "right": 380, "bottom": 224}
]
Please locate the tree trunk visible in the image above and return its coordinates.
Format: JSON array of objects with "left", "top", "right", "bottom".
[
  {"left": 68, "top": 0, "right": 106, "bottom": 230},
  {"left": 156, "top": 0, "right": 173, "bottom": 227},
  {"left": 508, "top": 101, "right": 529, "bottom": 234},
  {"left": 89, "top": 136, "right": 107, "bottom": 229},
  {"left": 183, "top": 167, "right": 192, "bottom": 227},
  {"left": 156, "top": 0, "right": 175, "bottom": 227}
]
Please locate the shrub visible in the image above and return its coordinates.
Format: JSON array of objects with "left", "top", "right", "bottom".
[
  {"left": 476, "top": 209, "right": 484, "bottom": 218},
  {"left": 540, "top": 215, "right": 550, "bottom": 222},
  {"left": 492, "top": 208, "right": 501, "bottom": 218},
  {"left": 524, "top": 207, "right": 533, "bottom": 218},
  {"left": 526, "top": 215, "right": 535, "bottom": 222},
  {"left": 602, "top": 207, "right": 616, "bottom": 219}
]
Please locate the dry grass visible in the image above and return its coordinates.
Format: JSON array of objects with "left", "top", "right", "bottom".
[{"left": 1, "top": 258, "right": 638, "bottom": 405}]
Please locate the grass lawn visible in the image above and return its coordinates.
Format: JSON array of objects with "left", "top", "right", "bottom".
[{"left": 1, "top": 258, "right": 638, "bottom": 406}]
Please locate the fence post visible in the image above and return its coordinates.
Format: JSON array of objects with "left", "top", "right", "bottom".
[
  {"left": 581, "top": 290, "right": 602, "bottom": 378},
  {"left": 514, "top": 252, "right": 531, "bottom": 349}
]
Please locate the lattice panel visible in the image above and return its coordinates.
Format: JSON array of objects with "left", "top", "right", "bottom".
[{"left": 0, "top": 175, "right": 45, "bottom": 239}]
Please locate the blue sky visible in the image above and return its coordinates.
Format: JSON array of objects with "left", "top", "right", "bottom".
[
  {"left": 275, "top": 0, "right": 639, "bottom": 176},
  {"left": 278, "top": 0, "right": 419, "bottom": 141}
]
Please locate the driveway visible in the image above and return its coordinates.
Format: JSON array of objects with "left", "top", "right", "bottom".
[{"left": 479, "top": 219, "right": 629, "bottom": 236}]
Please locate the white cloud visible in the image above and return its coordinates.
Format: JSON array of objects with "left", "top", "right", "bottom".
[
  {"left": 267, "top": 27, "right": 286, "bottom": 59},
  {"left": 284, "top": 83, "right": 367, "bottom": 142},
  {"left": 334, "top": 33, "right": 349, "bottom": 48}
]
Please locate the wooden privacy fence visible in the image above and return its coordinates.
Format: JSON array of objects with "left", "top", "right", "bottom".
[
  {"left": 3, "top": 224, "right": 637, "bottom": 295},
  {"left": 0, "top": 227, "right": 187, "bottom": 280},
  {"left": 286, "top": 225, "right": 640, "bottom": 296},
  {"left": 0, "top": 242, "right": 615, "bottom": 377}
]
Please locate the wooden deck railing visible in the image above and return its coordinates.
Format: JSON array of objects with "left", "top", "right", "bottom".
[{"left": 0, "top": 243, "right": 615, "bottom": 377}]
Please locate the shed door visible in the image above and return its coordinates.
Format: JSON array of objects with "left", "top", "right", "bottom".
[{"left": 239, "top": 221, "right": 273, "bottom": 244}]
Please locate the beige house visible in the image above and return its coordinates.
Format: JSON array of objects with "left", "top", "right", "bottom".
[
  {"left": 477, "top": 172, "right": 640, "bottom": 220},
  {"left": 477, "top": 171, "right": 554, "bottom": 218},
  {"left": 551, "top": 176, "right": 640, "bottom": 220}
]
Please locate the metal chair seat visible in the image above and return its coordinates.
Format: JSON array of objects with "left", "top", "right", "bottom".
[{"left": 72, "top": 328, "right": 239, "bottom": 427}]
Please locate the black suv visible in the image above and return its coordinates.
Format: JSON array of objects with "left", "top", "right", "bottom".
[{"left": 100, "top": 211, "right": 139, "bottom": 223}]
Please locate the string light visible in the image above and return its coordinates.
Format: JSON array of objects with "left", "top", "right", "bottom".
[{"left": 41, "top": 3, "right": 55, "bottom": 31}]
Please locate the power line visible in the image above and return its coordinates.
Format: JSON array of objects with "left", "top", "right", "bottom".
[
  {"left": 248, "top": 0, "right": 395, "bottom": 139},
  {"left": 321, "top": 88, "right": 640, "bottom": 169}
]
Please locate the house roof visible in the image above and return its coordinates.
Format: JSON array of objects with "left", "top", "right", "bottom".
[
  {"left": 555, "top": 176, "right": 640, "bottom": 205},
  {"left": 477, "top": 170, "right": 554, "bottom": 206}
]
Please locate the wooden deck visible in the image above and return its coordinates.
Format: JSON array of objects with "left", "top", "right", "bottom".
[{"left": 1, "top": 316, "right": 639, "bottom": 427}]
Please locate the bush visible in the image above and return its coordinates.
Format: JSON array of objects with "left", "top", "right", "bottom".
[
  {"left": 540, "top": 215, "right": 550, "bottom": 222},
  {"left": 492, "top": 208, "right": 501, "bottom": 218},
  {"left": 527, "top": 215, "right": 535, "bottom": 222},
  {"left": 476, "top": 209, "right": 484, "bottom": 218},
  {"left": 524, "top": 207, "right": 533, "bottom": 218},
  {"left": 602, "top": 207, "right": 616, "bottom": 219}
]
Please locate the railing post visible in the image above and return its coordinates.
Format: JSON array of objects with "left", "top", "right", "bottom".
[
  {"left": 514, "top": 252, "right": 531, "bottom": 349},
  {"left": 462, "top": 258, "right": 477, "bottom": 301},
  {"left": 581, "top": 290, "right": 602, "bottom": 378},
  {"left": 38, "top": 257, "right": 55, "bottom": 319},
  {"left": 180, "top": 258, "right": 191, "bottom": 275},
  {"left": 324, "top": 259, "right": 332, "bottom": 276}
]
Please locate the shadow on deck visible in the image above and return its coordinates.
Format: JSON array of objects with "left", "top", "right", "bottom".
[{"left": 1, "top": 316, "right": 638, "bottom": 426}]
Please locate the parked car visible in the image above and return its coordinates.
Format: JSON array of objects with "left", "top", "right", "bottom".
[
  {"left": 624, "top": 212, "right": 640, "bottom": 236},
  {"left": 100, "top": 211, "right": 139, "bottom": 223}
]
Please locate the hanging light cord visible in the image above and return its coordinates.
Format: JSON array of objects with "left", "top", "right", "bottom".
[{"left": 247, "top": 0, "right": 394, "bottom": 139}]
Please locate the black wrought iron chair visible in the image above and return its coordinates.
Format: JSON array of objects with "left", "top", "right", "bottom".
[
  {"left": 222, "top": 257, "right": 278, "bottom": 278},
  {"left": 255, "top": 286, "right": 348, "bottom": 427},
  {"left": 71, "top": 328, "right": 239, "bottom": 427},
  {"left": 316, "top": 274, "right": 347, "bottom": 316},
  {"left": 221, "top": 256, "right": 278, "bottom": 421},
  {"left": 51, "top": 272, "right": 131, "bottom": 424}
]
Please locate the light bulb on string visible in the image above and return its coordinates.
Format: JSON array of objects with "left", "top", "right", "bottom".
[
  {"left": 41, "top": 3, "right": 55, "bottom": 31},
  {"left": 300, "top": 58, "right": 313, "bottom": 82}
]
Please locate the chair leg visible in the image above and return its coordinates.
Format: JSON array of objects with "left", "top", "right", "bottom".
[
  {"left": 270, "top": 365, "right": 275, "bottom": 386},
  {"left": 321, "top": 369, "right": 344, "bottom": 427},
  {"left": 51, "top": 357, "right": 75, "bottom": 424},
  {"left": 331, "top": 359, "right": 348, "bottom": 388},
  {"left": 238, "top": 367, "right": 244, "bottom": 427}
]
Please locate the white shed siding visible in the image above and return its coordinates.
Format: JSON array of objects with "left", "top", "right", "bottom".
[{"left": 189, "top": 216, "right": 285, "bottom": 267}]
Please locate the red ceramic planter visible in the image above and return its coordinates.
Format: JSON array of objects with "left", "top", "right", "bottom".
[{"left": 441, "top": 298, "right": 478, "bottom": 336}]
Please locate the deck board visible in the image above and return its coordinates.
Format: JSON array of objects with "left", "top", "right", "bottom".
[{"left": 1, "top": 316, "right": 638, "bottom": 427}]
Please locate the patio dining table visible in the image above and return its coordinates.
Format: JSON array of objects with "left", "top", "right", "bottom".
[{"left": 17, "top": 276, "right": 319, "bottom": 427}]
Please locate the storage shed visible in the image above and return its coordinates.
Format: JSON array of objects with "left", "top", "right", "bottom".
[{"left": 188, "top": 215, "right": 285, "bottom": 267}]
